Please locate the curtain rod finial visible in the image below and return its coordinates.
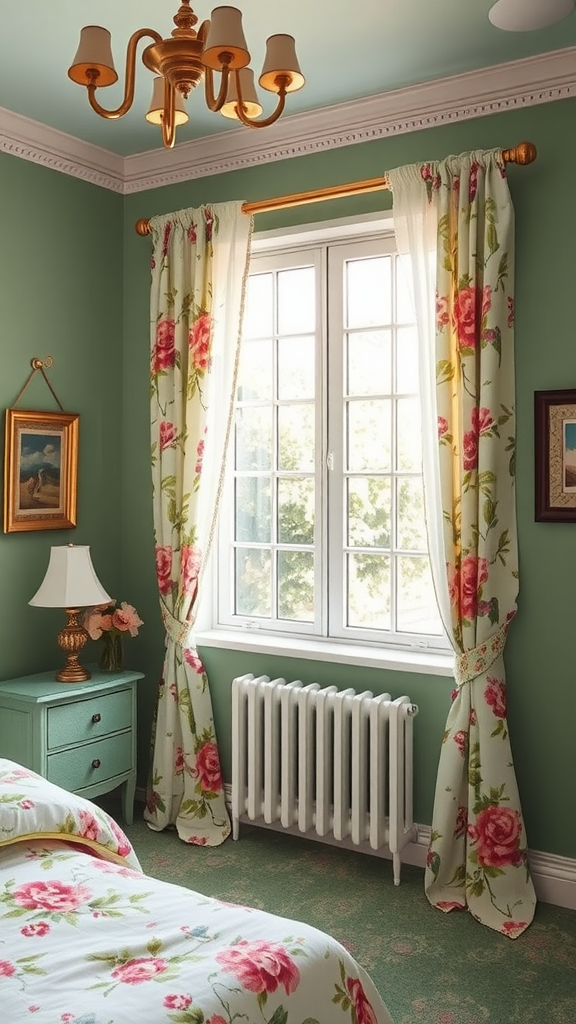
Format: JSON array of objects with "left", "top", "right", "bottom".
[
  {"left": 135, "top": 218, "right": 152, "bottom": 236},
  {"left": 503, "top": 141, "right": 537, "bottom": 166}
]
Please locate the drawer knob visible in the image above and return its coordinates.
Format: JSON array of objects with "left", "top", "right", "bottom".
[
  {"left": 92, "top": 713, "right": 102, "bottom": 724},
  {"left": 92, "top": 758, "right": 101, "bottom": 769}
]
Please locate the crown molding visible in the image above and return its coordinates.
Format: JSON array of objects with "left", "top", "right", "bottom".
[
  {"left": 0, "top": 105, "right": 124, "bottom": 192},
  {"left": 1, "top": 46, "right": 575, "bottom": 195},
  {"left": 124, "top": 45, "right": 576, "bottom": 194}
]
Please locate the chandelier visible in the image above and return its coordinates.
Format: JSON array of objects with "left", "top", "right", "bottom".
[{"left": 68, "top": 2, "right": 305, "bottom": 149}]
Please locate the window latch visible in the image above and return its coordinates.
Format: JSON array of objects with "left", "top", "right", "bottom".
[{"left": 326, "top": 451, "right": 334, "bottom": 471}]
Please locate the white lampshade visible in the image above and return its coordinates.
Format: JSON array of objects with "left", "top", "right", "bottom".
[
  {"left": 30, "top": 545, "right": 111, "bottom": 609},
  {"left": 259, "top": 35, "right": 304, "bottom": 94},
  {"left": 202, "top": 6, "right": 250, "bottom": 70},
  {"left": 68, "top": 26, "right": 118, "bottom": 87},
  {"left": 146, "top": 78, "right": 189, "bottom": 125},
  {"left": 221, "top": 68, "right": 263, "bottom": 119},
  {"left": 489, "top": 0, "right": 575, "bottom": 31}
]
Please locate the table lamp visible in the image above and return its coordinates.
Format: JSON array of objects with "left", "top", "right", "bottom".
[{"left": 29, "top": 544, "right": 111, "bottom": 683}]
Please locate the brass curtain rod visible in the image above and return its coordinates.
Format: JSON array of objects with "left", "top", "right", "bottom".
[{"left": 134, "top": 140, "right": 537, "bottom": 237}]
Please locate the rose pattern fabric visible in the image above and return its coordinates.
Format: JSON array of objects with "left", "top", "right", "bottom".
[
  {"left": 389, "top": 151, "right": 536, "bottom": 935},
  {"left": 469, "top": 804, "right": 523, "bottom": 869},
  {"left": 216, "top": 939, "right": 300, "bottom": 995},
  {"left": 1, "top": 833, "right": 392, "bottom": 1024},
  {"left": 0, "top": 759, "right": 140, "bottom": 870},
  {"left": 11, "top": 880, "right": 93, "bottom": 913},
  {"left": 145, "top": 204, "right": 252, "bottom": 845}
]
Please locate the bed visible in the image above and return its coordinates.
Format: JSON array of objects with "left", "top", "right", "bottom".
[{"left": 0, "top": 757, "right": 394, "bottom": 1024}]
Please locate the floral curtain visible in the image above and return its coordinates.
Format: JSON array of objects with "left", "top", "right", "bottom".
[
  {"left": 388, "top": 151, "right": 536, "bottom": 936},
  {"left": 144, "top": 202, "right": 252, "bottom": 846}
]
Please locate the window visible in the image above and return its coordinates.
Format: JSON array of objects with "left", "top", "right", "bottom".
[{"left": 217, "top": 217, "right": 445, "bottom": 652}]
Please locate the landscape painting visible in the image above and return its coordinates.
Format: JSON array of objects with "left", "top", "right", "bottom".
[
  {"left": 3, "top": 409, "right": 79, "bottom": 533},
  {"left": 563, "top": 420, "right": 576, "bottom": 491}
]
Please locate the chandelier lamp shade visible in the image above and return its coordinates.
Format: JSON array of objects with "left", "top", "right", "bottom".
[
  {"left": 488, "top": 0, "right": 575, "bottom": 30},
  {"left": 67, "top": 2, "right": 305, "bottom": 149},
  {"left": 29, "top": 544, "right": 112, "bottom": 683}
]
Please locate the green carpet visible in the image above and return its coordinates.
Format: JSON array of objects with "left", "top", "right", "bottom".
[{"left": 120, "top": 809, "right": 576, "bottom": 1024}]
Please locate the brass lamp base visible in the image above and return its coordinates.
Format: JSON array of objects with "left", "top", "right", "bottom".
[{"left": 56, "top": 608, "right": 92, "bottom": 683}]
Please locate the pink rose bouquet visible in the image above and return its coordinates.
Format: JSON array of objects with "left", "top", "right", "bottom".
[{"left": 83, "top": 601, "right": 143, "bottom": 672}]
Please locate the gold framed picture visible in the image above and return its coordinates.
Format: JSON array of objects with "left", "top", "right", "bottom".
[
  {"left": 534, "top": 388, "right": 576, "bottom": 523},
  {"left": 3, "top": 409, "right": 79, "bottom": 533}
]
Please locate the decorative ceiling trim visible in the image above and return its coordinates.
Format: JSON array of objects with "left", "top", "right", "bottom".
[
  {"left": 0, "top": 105, "right": 125, "bottom": 192},
  {"left": 1, "top": 46, "right": 575, "bottom": 195}
]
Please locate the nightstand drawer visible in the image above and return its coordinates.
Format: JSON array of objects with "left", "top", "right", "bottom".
[
  {"left": 47, "top": 689, "right": 132, "bottom": 749},
  {"left": 47, "top": 732, "right": 133, "bottom": 791}
]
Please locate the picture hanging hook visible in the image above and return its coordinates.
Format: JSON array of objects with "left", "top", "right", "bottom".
[{"left": 31, "top": 356, "right": 54, "bottom": 370}]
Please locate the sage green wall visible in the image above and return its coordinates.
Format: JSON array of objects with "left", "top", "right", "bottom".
[
  {"left": 123, "top": 97, "right": 576, "bottom": 860},
  {"left": 0, "top": 154, "right": 124, "bottom": 678},
  {"left": 4, "top": 101, "right": 572, "bottom": 861}
]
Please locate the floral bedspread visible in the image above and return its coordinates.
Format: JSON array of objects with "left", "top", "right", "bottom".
[{"left": 0, "top": 761, "right": 394, "bottom": 1024}]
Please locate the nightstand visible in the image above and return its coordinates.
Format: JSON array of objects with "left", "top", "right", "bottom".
[{"left": 0, "top": 666, "right": 144, "bottom": 824}]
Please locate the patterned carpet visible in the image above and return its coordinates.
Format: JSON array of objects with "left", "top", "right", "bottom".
[{"left": 120, "top": 808, "right": 576, "bottom": 1024}]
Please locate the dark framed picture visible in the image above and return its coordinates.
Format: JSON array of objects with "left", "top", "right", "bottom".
[
  {"left": 3, "top": 409, "right": 79, "bottom": 533},
  {"left": 535, "top": 389, "right": 576, "bottom": 522}
]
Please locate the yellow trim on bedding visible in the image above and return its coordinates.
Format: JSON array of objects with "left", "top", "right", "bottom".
[{"left": 0, "top": 833, "right": 137, "bottom": 867}]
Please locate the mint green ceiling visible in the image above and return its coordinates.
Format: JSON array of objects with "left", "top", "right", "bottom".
[{"left": 2, "top": 0, "right": 575, "bottom": 156}]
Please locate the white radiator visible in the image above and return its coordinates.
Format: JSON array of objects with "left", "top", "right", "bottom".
[{"left": 231, "top": 673, "right": 419, "bottom": 884}]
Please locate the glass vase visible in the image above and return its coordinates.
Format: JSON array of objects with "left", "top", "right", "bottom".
[{"left": 99, "top": 632, "right": 124, "bottom": 673}]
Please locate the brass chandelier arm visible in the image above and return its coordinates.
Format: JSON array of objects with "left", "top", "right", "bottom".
[
  {"left": 87, "top": 28, "right": 163, "bottom": 121},
  {"left": 161, "top": 80, "right": 177, "bottom": 149},
  {"left": 232, "top": 72, "right": 288, "bottom": 129},
  {"left": 204, "top": 64, "right": 232, "bottom": 113}
]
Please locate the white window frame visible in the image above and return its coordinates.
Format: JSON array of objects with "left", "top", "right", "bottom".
[{"left": 196, "top": 212, "right": 454, "bottom": 678}]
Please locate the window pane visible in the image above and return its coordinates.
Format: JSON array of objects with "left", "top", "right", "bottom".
[
  {"left": 397, "top": 556, "right": 443, "bottom": 635},
  {"left": 346, "top": 256, "right": 391, "bottom": 328},
  {"left": 243, "top": 273, "right": 273, "bottom": 338},
  {"left": 347, "top": 329, "right": 391, "bottom": 396},
  {"left": 278, "top": 336, "right": 314, "bottom": 400},
  {"left": 278, "top": 267, "right": 315, "bottom": 334},
  {"left": 348, "top": 477, "right": 391, "bottom": 548},
  {"left": 278, "top": 405, "right": 314, "bottom": 471},
  {"left": 235, "top": 477, "right": 271, "bottom": 543},
  {"left": 236, "top": 407, "right": 272, "bottom": 471},
  {"left": 396, "top": 398, "right": 421, "bottom": 472},
  {"left": 235, "top": 548, "right": 272, "bottom": 617},
  {"left": 396, "top": 326, "right": 418, "bottom": 395},
  {"left": 238, "top": 339, "right": 272, "bottom": 402},
  {"left": 347, "top": 553, "right": 390, "bottom": 629},
  {"left": 278, "top": 550, "right": 314, "bottom": 621},
  {"left": 347, "top": 399, "right": 391, "bottom": 472},
  {"left": 278, "top": 477, "right": 315, "bottom": 544},
  {"left": 397, "top": 477, "right": 427, "bottom": 551}
]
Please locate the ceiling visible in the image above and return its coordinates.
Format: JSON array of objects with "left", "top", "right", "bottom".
[{"left": 2, "top": 0, "right": 575, "bottom": 157}]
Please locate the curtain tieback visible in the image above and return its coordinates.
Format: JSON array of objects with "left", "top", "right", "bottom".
[
  {"left": 160, "top": 603, "right": 195, "bottom": 650},
  {"left": 454, "top": 620, "right": 510, "bottom": 687}
]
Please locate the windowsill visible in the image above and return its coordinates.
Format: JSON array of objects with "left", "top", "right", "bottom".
[{"left": 195, "top": 629, "right": 455, "bottom": 678}]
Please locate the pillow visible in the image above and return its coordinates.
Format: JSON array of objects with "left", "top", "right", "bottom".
[{"left": 0, "top": 758, "right": 142, "bottom": 870}]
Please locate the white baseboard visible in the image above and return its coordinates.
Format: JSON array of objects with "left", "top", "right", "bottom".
[{"left": 220, "top": 785, "right": 576, "bottom": 912}]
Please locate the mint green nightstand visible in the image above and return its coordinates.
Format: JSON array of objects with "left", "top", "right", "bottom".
[{"left": 0, "top": 667, "right": 144, "bottom": 824}]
